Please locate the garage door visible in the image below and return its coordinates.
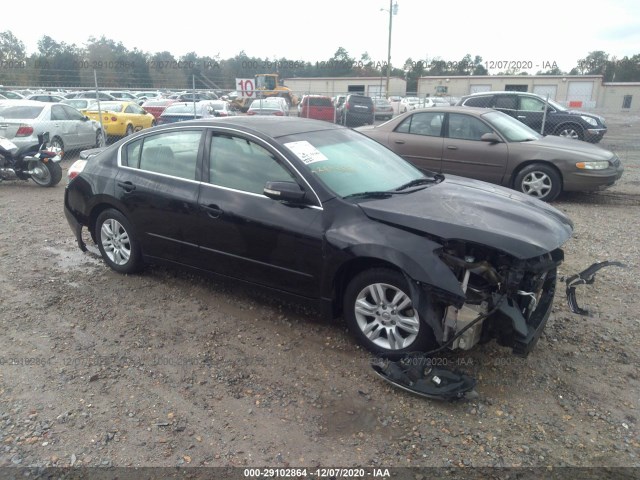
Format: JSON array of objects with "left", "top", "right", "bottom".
[
  {"left": 567, "top": 82, "right": 594, "bottom": 108},
  {"left": 470, "top": 84, "right": 491, "bottom": 94},
  {"left": 533, "top": 85, "right": 557, "bottom": 100}
]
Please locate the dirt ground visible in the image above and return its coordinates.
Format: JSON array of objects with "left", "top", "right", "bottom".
[{"left": 0, "top": 112, "right": 639, "bottom": 474}]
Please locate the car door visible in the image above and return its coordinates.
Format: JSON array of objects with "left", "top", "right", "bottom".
[
  {"left": 440, "top": 112, "right": 509, "bottom": 185},
  {"left": 49, "top": 104, "right": 77, "bottom": 148},
  {"left": 196, "top": 130, "right": 324, "bottom": 297},
  {"left": 124, "top": 103, "right": 149, "bottom": 131},
  {"left": 114, "top": 129, "right": 205, "bottom": 265},
  {"left": 491, "top": 94, "right": 518, "bottom": 120},
  {"left": 386, "top": 111, "right": 444, "bottom": 173},
  {"left": 61, "top": 104, "right": 95, "bottom": 148}
]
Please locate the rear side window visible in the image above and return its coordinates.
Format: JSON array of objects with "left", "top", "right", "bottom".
[
  {"left": 395, "top": 112, "right": 444, "bottom": 137},
  {"left": 463, "top": 96, "right": 493, "bottom": 108},
  {"left": 494, "top": 96, "right": 518, "bottom": 110},
  {"left": 124, "top": 130, "right": 202, "bottom": 180}
]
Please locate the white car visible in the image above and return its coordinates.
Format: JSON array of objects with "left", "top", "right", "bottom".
[{"left": 399, "top": 96, "right": 420, "bottom": 113}]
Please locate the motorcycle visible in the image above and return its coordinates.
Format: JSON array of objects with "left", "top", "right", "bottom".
[{"left": 0, "top": 132, "right": 64, "bottom": 187}]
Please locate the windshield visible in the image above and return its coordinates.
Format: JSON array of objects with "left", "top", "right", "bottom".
[
  {"left": 279, "top": 128, "right": 425, "bottom": 198},
  {"left": 482, "top": 111, "right": 542, "bottom": 142}
]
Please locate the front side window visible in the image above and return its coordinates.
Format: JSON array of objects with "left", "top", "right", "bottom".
[
  {"left": 209, "top": 135, "right": 295, "bottom": 194},
  {"left": 519, "top": 97, "right": 546, "bottom": 111},
  {"left": 125, "top": 130, "right": 201, "bottom": 180},
  {"left": 448, "top": 113, "right": 494, "bottom": 141}
]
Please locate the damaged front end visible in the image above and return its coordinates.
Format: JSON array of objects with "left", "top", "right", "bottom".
[
  {"left": 372, "top": 242, "right": 565, "bottom": 401},
  {"left": 431, "top": 241, "right": 564, "bottom": 357}
]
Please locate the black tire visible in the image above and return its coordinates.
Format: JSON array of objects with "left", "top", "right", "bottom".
[
  {"left": 95, "top": 209, "right": 142, "bottom": 274},
  {"left": 555, "top": 123, "right": 584, "bottom": 141},
  {"left": 50, "top": 136, "right": 64, "bottom": 151},
  {"left": 513, "top": 163, "right": 562, "bottom": 202},
  {"left": 95, "top": 130, "right": 105, "bottom": 148},
  {"left": 343, "top": 268, "right": 437, "bottom": 356},
  {"left": 29, "top": 160, "right": 62, "bottom": 187}
]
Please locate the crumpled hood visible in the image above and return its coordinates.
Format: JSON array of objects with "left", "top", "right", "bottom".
[{"left": 359, "top": 176, "right": 573, "bottom": 259}]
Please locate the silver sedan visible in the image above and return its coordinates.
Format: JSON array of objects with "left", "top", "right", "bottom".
[{"left": 0, "top": 100, "right": 102, "bottom": 152}]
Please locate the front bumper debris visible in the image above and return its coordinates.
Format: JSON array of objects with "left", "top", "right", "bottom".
[
  {"left": 565, "top": 260, "right": 625, "bottom": 315},
  {"left": 371, "top": 356, "right": 477, "bottom": 401}
]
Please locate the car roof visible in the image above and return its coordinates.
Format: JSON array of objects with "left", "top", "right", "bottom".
[
  {"left": 146, "top": 116, "right": 343, "bottom": 138},
  {"left": 463, "top": 91, "right": 543, "bottom": 98}
]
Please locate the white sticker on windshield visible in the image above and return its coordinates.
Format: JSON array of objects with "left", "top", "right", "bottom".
[{"left": 284, "top": 141, "right": 328, "bottom": 164}]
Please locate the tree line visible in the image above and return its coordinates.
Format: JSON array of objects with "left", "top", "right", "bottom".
[{"left": 1, "top": 31, "right": 638, "bottom": 92}]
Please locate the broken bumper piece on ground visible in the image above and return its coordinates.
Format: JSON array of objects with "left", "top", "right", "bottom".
[{"left": 371, "top": 356, "right": 477, "bottom": 401}]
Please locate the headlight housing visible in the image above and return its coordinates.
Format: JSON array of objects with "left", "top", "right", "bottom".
[
  {"left": 576, "top": 161, "right": 609, "bottom": 170},
  {"left": 580, "top": 115, "right": 599, "bottom": 127}
]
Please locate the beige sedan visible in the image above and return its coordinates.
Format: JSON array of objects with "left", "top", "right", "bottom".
[{"left": 357, "top": 106, "right": 623, "bottom": 202}]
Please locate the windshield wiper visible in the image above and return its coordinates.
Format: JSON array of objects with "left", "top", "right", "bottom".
[
  {"left": 342, "top": 191, "right": 395, "bottom": 200},
  {"left": 395, "top": 174, "right": 444, "bottom": 191}
]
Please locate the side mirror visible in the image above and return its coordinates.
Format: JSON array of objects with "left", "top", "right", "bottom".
[
  {"left": 481, "top": 132, "right": 502, "bottom": 143},
  {"left": 263, "top": 181, "right": 307, "bottom": 203}
]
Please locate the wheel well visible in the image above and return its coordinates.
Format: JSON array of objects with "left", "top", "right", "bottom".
[
  {"left": 88, "top": 204, "right": 125, "bottom": 243},
  {"left": 511, "top": 161, "right": 563, "bottom": 190},
  {"left": 331, "top": 257, "right": 403, "bottom": 319}
]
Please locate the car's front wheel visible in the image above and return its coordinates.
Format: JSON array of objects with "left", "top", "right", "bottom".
[
  {"left": 555, "top": 123, "right": 583, "bottom": 141},
  {"left": 95, "top": 209, "right": 142, "bottom": 274},
  {"left": 344, "top": 268, "right": 437, "bottom": 357},
  {"left": 513, "top": 163, "right": 562, "bottom": 202}
]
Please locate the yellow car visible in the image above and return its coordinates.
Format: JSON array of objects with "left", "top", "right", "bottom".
[{"left": 84, "top": 101, "right": 155, "bottom": 137}]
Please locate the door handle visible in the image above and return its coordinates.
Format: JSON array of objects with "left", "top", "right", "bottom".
[
  {"left": 116, "top": 181, "right": 136, "bottom": 192},
  {"left": 517, "top": 116, "right": 526, "bottom": 119},
  {"left": 394, "top": 140, "right": 405, "bottom": 144},
  {"left": 446, "top": 145, "right": 458, "bottom": 150},
  {"left": 202, "top": 204, "right": 223, "bottom": 218}
]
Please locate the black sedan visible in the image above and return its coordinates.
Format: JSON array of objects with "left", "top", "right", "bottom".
[{"left": 64, "top": 117, "right": 573, "bottom": 359}]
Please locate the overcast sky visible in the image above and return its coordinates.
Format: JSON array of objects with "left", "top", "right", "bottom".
[{"left": 4, "top": 0, "right": 640, "bottom": 74}]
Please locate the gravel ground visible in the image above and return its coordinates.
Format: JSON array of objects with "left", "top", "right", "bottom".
[{"left": 0, "top": 113, "right": 639, "bottom": 474}]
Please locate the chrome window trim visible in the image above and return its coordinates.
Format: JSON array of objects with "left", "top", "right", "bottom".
[{"left": 115, "top": 124, "right": 324, "bottom": 208}]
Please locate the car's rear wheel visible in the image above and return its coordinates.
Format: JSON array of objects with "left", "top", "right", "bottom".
[
  {"left": 513, "top": 163, "right": 562, "bottom": 202},
  {"left": 95, "top": 209, "right": 142, "bottom": 274},
  {"left": 555, "top": 123, "right": 583, "bottom": 141},
  {"left": 344, "top": 268, "right": 437, "bottom": 357},
  {"left": 50, "top": 136, "right": 64, "bottom": 151}
]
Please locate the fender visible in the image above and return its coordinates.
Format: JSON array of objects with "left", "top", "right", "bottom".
[{"left": 323, "top": 218, "right": 465, "bottom": 302}]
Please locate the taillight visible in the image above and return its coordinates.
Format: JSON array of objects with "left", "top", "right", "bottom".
[
  {"left": 16, "top": 124, "right": 34, "bottom": 137},
  {"left": 345, "top": 101, "right": 350, "bottom": 109},
  {"left": 67, "top": 159, "right": 87, "bottom": 182},
  {"left": 247, "top": 111, "right": 256, "bottom": 115},
  {"left": 273, "top": 111, "right": 284, "bottom": 116}
]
